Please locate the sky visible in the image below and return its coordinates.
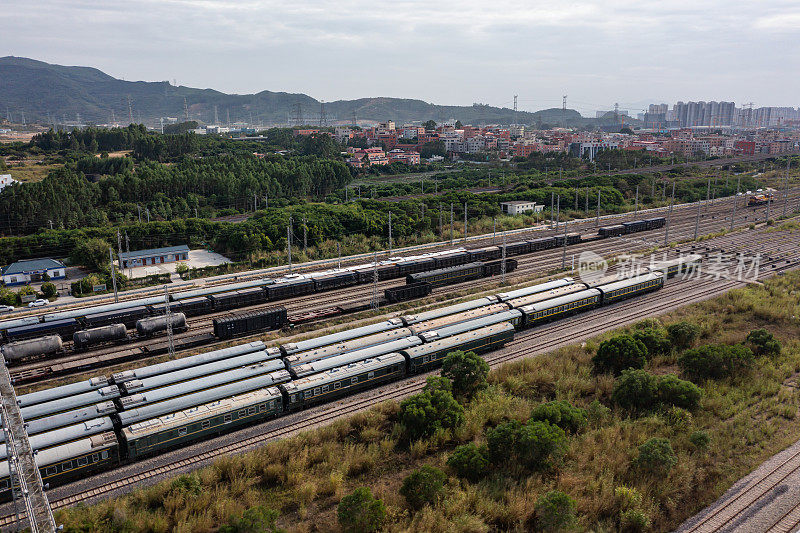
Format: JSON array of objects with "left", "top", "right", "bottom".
[{"left": 4, "top": 0, "right": 800, "bottom": 115}]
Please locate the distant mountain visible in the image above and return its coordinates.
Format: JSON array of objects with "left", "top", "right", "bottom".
[{"left": 0, "top": 56, "right": 615, "bottom": 127}]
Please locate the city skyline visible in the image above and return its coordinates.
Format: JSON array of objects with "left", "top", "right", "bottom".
[{"left": 3, "top": 1, "right": 799, "bottom": 114}]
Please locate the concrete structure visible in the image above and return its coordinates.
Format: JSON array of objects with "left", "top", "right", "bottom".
[
  {"left": 501, "top": 201, "right": 543, "bottom": 215},
  {"left": 2, "top": 258, "right": 66, "bottom": 286},
  {"left": 0, "top": 174, "right": 18, "bottom": 192},
  {"left": 119, "top": 245, "right": 190, "bottom": 269}
]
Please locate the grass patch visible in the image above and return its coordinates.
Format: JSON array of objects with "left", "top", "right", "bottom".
[{"left": 55, "top": 272, "right": 800, "bottom": 532}]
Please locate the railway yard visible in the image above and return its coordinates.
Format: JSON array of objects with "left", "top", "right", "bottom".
[{"left": 1, "top": 187, "right": 800, "bottom": 531}]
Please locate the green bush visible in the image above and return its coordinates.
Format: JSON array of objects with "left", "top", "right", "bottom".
[
  {"left": 486, "top": 420, "right": 522, "bottom": 465},
  {"left": 40, "top": 282, "right": 57, "bottom": 299},
  {"left": 620, "top": 508, "right": 651, "bottom": 532},
  {"left": 400, "top": 466, "right": 447, "bottom": 510},
  {"left": 517, "top": 421, "right": 568, "bottom": 470},
  {"left": 535, "top": 490, "right": 577, "bottom": 532},
  {"left": 0, "top": 288, "right": 16, "bottom": 307},
  {"left": 400, "top": 378, "right": 463, "bottom": 440},
  {"left": 587, "top": 399, "right": 611, "bottom": 428},
  {"left": 446, "top": 443, "right": 489, "bottom": 481},
  {"left": 746, "top": 329, "right": 781, "bottom": 357},
  {"left": 678, "top": 344, "right": 754, "bottom": 381},
  {"left": 689, "top": 430, "right": 710, "bottom": 450},
  {"left": 337, "top": 487, "right": 386, "bottom": 533},
  {"left": 667, "top": 321, "right": 700, "bottom": 350},
  {"left": 635, "top": 438, "right": 677, "bottom": 474},
  {"left": 664, "top": 406, "right": 692, "bottom": 429},
  {"left": 441, "top": 350, "right": 490, "bottom": 399},
  {"left": 530, "top": 400, "right": 588, "bottom": 434},
  {"left": 632, "top": 327, "right": 671, "bottom": 357},
  {"left": 656, "top": 374, "right": 702, "bottom": 410},
  {"left": 592, "top": 335, "right": 647, "bottom": 376},
  {"left": 612, "top": 369, "right": 658, "bottom": 412},
  {"left": 220, "top": 506, "right": 283, "bottom": 533}
]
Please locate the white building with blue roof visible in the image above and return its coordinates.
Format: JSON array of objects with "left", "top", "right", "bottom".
[{"left": 1, "top": 258, "right": 66, "bottom": 286}]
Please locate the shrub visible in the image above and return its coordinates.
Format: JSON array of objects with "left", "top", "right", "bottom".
[
  {"left": 592, "top": 335, "right": 647, "bottom": 376},
  {"left": 447, "top": 443, "right": 489, "bottom": 481},
  {"left": 667, "top": 321, "right": 700, "bottom": 350},
  {"left": 612, "top": 369, "right": 658, "bottom": 412},
  {"left": 635, "top": 438, "right": 677, "bottom": 474},
  {"left": 587, "top": 399, "right": 611, "bottom": 428},
  {"left": 535, "top": 490, "right": 577, "bottom": 532},
  {"left": 400, "top": 466, "right": 447, "bottom": 510},
  {"left": 442, "top": 350, "right": 490, "bottom": 399},
  {"left": 422, "top": 375, "right": 452, "bottom": 394},
  {"left": 656, "top": 374, "right": 702, "bottom": 410},
  {"left": 175, "top": 262, "right": 190, "bottom": 275},
  {"left": 689, "top": 430, "right": 710, "bottom": 450},
  {"left": 220, "top": 506, "right": 283, "bottom": 533},
  {"left": 530, "top": 400, "right": 588, "bottom": 434},
  {"left": 614, "top": 486, "right": 642, "bottom": 511},
  {"left": 620, "top": 508, "right": 651, "bottom": 532},
  {"left": 516, "top": 420, "right": 568, "bottom": 471},
  {"left": 486, "top": 420, "right": 522, "bottom": 465},
  {"left": 746, "top": 329, "right": 781, "bottom": 357},
  {"left": 170, "top": 474, "right": 201, "bottom": 495},
  {"left": 0, "top": 288, "right": 16, "bottom": 307},
  {"left": 678, "top": 344, "right": 754, "bottom": 381},
  {"left": 632, "top": 327, "right": 671, "bottom": 357},
  {"left": 664, "top": 406, "right": 692, "bottom": 429},
  {"left": 337, "top": 487, "right": 386, "bottom": 533},
  {"left": 40, "top": 282, "right": 57, "bottom": 299},
  {"left": 400, "top": 385, "right": 463, "bottom": 440}
]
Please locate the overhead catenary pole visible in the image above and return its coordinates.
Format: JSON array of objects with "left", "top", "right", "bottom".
[
  {"left": 501, "top": 230, "right": 507, "bottom": 283},
  {"left": 388, "top": 211, "right": 393, "bottom": 256},
  {"left": 694, "top": 196, "right": 701, "bottom": 240},
  {"left": 463, "top": 202, "right": 467, "bottom": 243},
  {"left": 705, "top": 178, "right": 711, "bottom": 210},
  {"left": 596, "top": 190, "right": 601, "bottom": 227},
  {"left": 439, "top": 203, "right": 443, "bottom": 239},
  {"left": 450, "top": 203, "right": 454, "bottom": 245},
  {"left": 337, "top": 242, "right": 341, "bottom": 270},
  {"left": 635, "top": 185, "right": 639, "bottom": 214},
  {"left": 783, "top": 157, "right": 791, "bottom": 218},
  {"left": 109, "top": 247, "right": 118, "bottom": 303},
  {"left": 164, "top": 285, "right": 175, "bottom": 358},
  {"left": 287, "top": 218, "right": 292, "bottom": 274},
  {"left": 302, "top": 216, "right": 307, "bottom": 254},
  {"left": 665, "top": 181, "right": 675, "bottom": 246},
  {"left": 585, "top": 187, "right": 589, "bottom": 215},
  {"left": 493, "top": 217, "right": 496, "bottom": 244},
  {"left": 561, "top": 221, "right": 568, "bottom": 269},
  {"left": 731, "top": 175, "right": 741, "bottom": 231},
  {"left": 371, "top": 251, "right": 379, "bottom": 310},
  {"left": 551, "top": 191, "right": 555, "bottom": 228}
]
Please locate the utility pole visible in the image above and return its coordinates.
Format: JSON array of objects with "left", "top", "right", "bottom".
[
  {"left": 596, "top": 191, "right": 601, "bottom": 227},
  {"left": 561, "top": 221, "right": 568, "bottom": 269},
  {"left": 665, "top": 181, "right": 675, "bottom": 246},
  {"left": 574, "top": 189, "right": 578, "bottom": 211},
  {"left": 109, "top": 247, "right": 119, "bottom": 303},
  {"left": 287, "top": 219, "right": 292, "bottom": 274},
  {"left": 137, "top": 204, "right": 142, "bottom": 223},
  {"left": 783, "top": 158, "right": 791, "bottom": 218},
  {"left": 117, "top": 230, "right": 123, "bottom": 270},
  {"left": 493, "top": 217, "right": 496, "bottom": 244},
  {"left": 337, "top": 242, "right": 341, "bottom": 270},
  {"left": 694, "top": 197, "right": 701, "bottom": 240},
  {"left": 731, "top": 175, "right": 741, "bottom": 231},
  {"left": 146, "top": 208, "right": 150, "bottom": 223},
  {"left": 555, "top": 195, "right": 560, "bottom": 230},
  {"left": 766, "top": 189, "right": 771, "bottom": 223},
  {"left": 634, "top": 185, "right": 639, "bottom": 214},
  {"left": 371, "top": 251, "right": 379, "bottom": 310},
  {"left": 551, "top": 191, "right": 555, "bottom": 227},
  {"left": 463, "top": 202, "right": 467, "bottom": 243},
  {"left": 585, "top": 188, "right": 589, "bottom": 215},
  {"left": 450, "top": 203, "right": 454, "bottom": 245},
  {"left": 164, "top": 285, "right": 175, "bottom": 358},
  {"left": 501, "top": 230, "right": 507, "bottom": 283},
  {"left": 48, "top": 219, "right": 53, "bottom": 230},
  {"left": 302, "top": 216, "right": 307, "bottom": 254},
  {"left": 125, "top": 232, "right": 131, "bottom": 278},
  {"left": 388, "top": 211, "right": 393, "bottom": 255},
  {"left": 439, "top": 203, "right": 443, "bottom": 239},
  {"left": 705, "top": 178, "right": 711, "bottom": 210}
]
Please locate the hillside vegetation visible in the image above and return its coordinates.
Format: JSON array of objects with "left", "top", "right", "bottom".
[{"left": 56, "top": 272, "right": 800, "bottom": 532}]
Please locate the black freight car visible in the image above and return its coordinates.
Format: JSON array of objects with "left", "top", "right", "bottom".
[
  {"left": 384, "top": 282, "right": 432, "bottom": 303},
  {"left": 396, "top": 257, "right": 437, "bottom": 277},
  {"left": 83, "top": 306, "right": 150, "bottom": 329},
  {"left": 408, "top": 262, "right": 484, "bottom": 288},
  {"left": 598, "top": 224, "right": 626, "bottom": 238},
  {"left": 645, "top": 217, "right": 666, "bottom": 230},
  {"left": 468, "top": 246, "right": 502, "bottom": 262},
  {"left": 482, "top": 259, "right": 518, "bottom": 277},
  {"left": 500, "top": 241, "right": 530, "bottom": 256},
  {"left": 528, "top": 237, "right": 557, "bottom": 251},
  {"left": 622, "top": 220, "right": 647, "bottom": 233},
  {"left": 355, "top": 264, "right": 399, "bottom": 283},
  {"left": 213, "top": 307, "right": 287, "bottom": 339},
  {"left": 5, "top": 318, "right": 81, "bottom": 342},
  {"left": 554, "top": 233, "right": 582, "bottom": 246},
  {"left": 311, "top": 271, "right": 358, "bottom": 292},
  {"left": 433, "top": 251, "right": 472, "bottom": 269},
  {"left": 174, "top": 296, "right": 213, "bottom": 317},
  {"left": 209, "top": 288, "right": 269, "bottom": 311},
  {"left": 267, "top": 278, "right": 315, "bottom": 300}
]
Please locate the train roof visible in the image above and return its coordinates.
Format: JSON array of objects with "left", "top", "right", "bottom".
[
  {"left": 122, "top": 387, "right": 282, "bottom": 440},
  {"left": 505, "top": 283, "right": 588, "bottom": 308},
  {"left": 41, "top": 298, "right": 164, "bottom": 322},
  {"left": 495, "top": 278, "right": 575, "bottom": 302},
  {"left": 271, "top": 276, "right": 312, "bottom": 286},
  {"left": 17, "top": 376, "right": 109, "bottom": 408},
  {"left": 599, "top": 224, "right": 626, "bottom": 230},
  {"left": 518, "top": 289, "right": 602, "bottom": 313},
  {"left": 410, "top": 262, "right": 484, "bottom": 277},
  {"left": 7, "top": 317, "right": 76, "bottom": 333},
  {"left": 593, "top": 272, "right": 663, "bottom": 292},
  {"left": 284, "top": 328, "right": 413, "bottom": 367},
  {"left": 122, "top": 353, "right": 283, "bottom": 395},
  {"left": 400, "top": 297, "right": 495, "bottom": 325},
  {"left": 0, "top": 417, "right": 114, "bottom": 461},
  {"left": 647, "top": 254, "right": 703, "bottom": 270},
  {"left": 419, "top": 310, "right": 522, "bottom": 342},
  {"left": 281, "top": 318, "right": 404, "bottom": 355},
  {"left": 117, "top": 372, "right": 289, "bottom": 426},
  {"left": 17, "top": 402, "right": 117, "bottom": 437},
  {"left": 119, "top": 363, "right": 288, "bottom": 410},
  {"left": 170, "top": 279, "right": 271, "bottom": 301},
  {"left": 291, "top": 337, "right": 422, "bottom": 377},
  {"left": 282, "top": 353, "right": 406, "bottom": 393},
  {"left": 403, "top": 323, "right": 515, "bottom": 358},
  {"left": 409, "top": 303, "right": 510, "bottom": 334},
  {"left": 0, "top": 433, "right": 119, "bottom": 479},
  {"left": 308, "top": 270, "right": 356, "bottom": 279},
  {"left": 21, "top": 386, "right": 120, "bottom": 421},
  {"left": 0, "top": 316, "right": 41, "bottom": 331},
  {"left": 112, "top": 341, "right": 268, "bottom": 383}
]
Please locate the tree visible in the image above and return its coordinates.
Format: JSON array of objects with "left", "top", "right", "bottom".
[
  {"left": 423, "top": 120, "right": 437, "bottom": 131},
  {"left": 399, "top": 383, "right": 464, "bottom": 440},
  {"left": 632, "top": 327, "right": 671, "bottom": 358},
  {"left": 446, "top": 443, "right": 489, "bottom": 481},
  {"left": 454, "top": 120, "right": 463, "bottom": 129},
  {"left": 441, "top": 350, "right": 490, "bottom": 399},
  {"left": 71, "top": 237, "right": 111, "bottom": 271},
  {"left": 535, "top": 491, "right": 577, "bottom": 532},
  {"left": 0, "top": 288, "right": 16, "bottom": 307},
  {"left": 667, "top": 321, "right": 700, "bottom": 350},
  {"left": 529, "top": 400, "right": 588, "bottom": 434},
  {"left": 656, "top": 374, "right": 702, "bottom": 410},
  {"left": 746, "top": 329, "right": 781, "bottom": 357},
  {"left": 400, "top": 466, "right": 447, "bottom": 510},
  {"left": 486, "top": 420, "right": 523, "bottom": 465},
  {"left": 516, "top": 421, "right": 568, "bottom": 470},
  {"left": 612, "top": 369, "right": 658, "bottom": 412},
  {"left": 40, "top": 282, "right": 57, "bottom": 299},
  {"left": 337, "top": 487, "right": 386, "bottom": 533},
  {"left": 592, "top": 335, "right": 648, "bottom": 376},
  {"left": 635, "top": 438, "right": 677, "bottom": 474},
  {"left": 678, "top": 344, "right": 754, "bottom": 381},
  {"left": 220, "top": 506, "right": 284, "bottom": 533}
]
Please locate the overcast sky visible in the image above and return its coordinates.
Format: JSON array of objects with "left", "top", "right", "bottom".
[{"left": 4, "top": 0, "right": 799, "bottom": 114}]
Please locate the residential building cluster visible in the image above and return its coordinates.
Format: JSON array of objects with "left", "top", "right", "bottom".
[{"left": 641, "top": 102, "right": 800, "bottom": 129}]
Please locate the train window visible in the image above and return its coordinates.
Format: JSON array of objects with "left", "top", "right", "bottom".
[
  {"left": 368, "top": 372, "right": 375, "bottom": 379},
  {"left": 290, "top": 394, "right": 296, "bottom": 403},
  {"left": 238, "top": 410, "right": 246, "bottom": 417},
  {"left": 352, "top": 376, "right": 359, "bottom": 384},
  {"left": 313, "top": 388, "right": 320, "bottom": 396},
  {"left": 224, "top": 414, "right": 233, "bottom": 423},
  {"left": 201, "top": 420, "right": 211, "bottom": 429},
  {"left": 77, "top": 456, "right": 88, "bottom": 467},
  {"left": 248, "top": 406, "right": 256, "bottom": 415},
  {"left": 45, "top": 466, "right": 58, "bottom": 477},
  {"left": 101, "top": 450, "right": 108, "bottom": 459},
  {"left": 322, "top": 385, "right": 329, "bottom": 392},
  {"left": 179, "top": 427, "right": 188, "bottom": 437},
  {"left": 334, "top": 382, "right": 341, "bottom": 390},
  {"left": 92, "top": 453, "right": 99, "bottom": 462}
]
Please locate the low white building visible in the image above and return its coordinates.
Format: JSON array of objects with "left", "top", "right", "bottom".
[
  {"left": 2, "top": 258, "right": 66, "bottom": 286},
  {"left": 501, "top": 201, "right": 543, "bottom": 216},
  {"left": 0, "top": 174, "right": 18, "bottom": 192}
]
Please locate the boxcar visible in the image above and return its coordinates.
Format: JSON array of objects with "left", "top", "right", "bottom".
[
  {"left": 598, "top": 224, "right": 626, "bottom": 238},
  {"left": 501, "top": 241, "right": 530, "bottom": 256},
  {"left": 645, "top": 217, "right": 666, "bottom": 230},
  {"left": 209, "top": 288, "right": 269, "bottom": 311},
  {"left": 174, "top": 296, "right": 213, "bottom": 317},
  {"left": 266, "top": 278, "right": 315, "bottom": 300},
  {"left": 433, "top": 251, "right": 472, "bottom": 269},
  {"left": 622, "top": 220, "right": 647, "bottom": 234},
  {"left": 528, "top": 237, "right": 557, "bottom": 251},
  {"left": 83, "top": 306, "right": 150, "bottom": 329},
  {"left": 519, "top": 289, "right": 603, "bottom": 328},
  {"left": 554, "top": 233, "right": 581, "bottom": 246},
  {"left": 594, "top": 273, "right": 664, "bottom": 304},
  {"left": 311, "top": 271, "right": 358, "bottom": 292},
  {"left": 407, "top": 262, "right": 484, "bottom": 288},
  {"left": 468, "top": 246, "right": 502, "bottom": 262},
  {"left": 384, "top": 282, "right": 432, "bottom": 303},
  {"left": 5, "top": 318, "right": 80, "bottom": 342},
  {"left": 482, "top": 259, "right": 518, "bottom": 277},
  {"left": 281, "top": 354, "right": 406, "bottom": 411},
  {"left": 355, "top": 264, "right": 399, "bottom": 283},
  {"left": 402, "top": 322, "right": 515, "bottom": 374},
  {"left": 396, "top": 257, "right": 437, "bottom": 277},
  {"left": 213, "top": 307, "right": 287, "bottom": 340}
]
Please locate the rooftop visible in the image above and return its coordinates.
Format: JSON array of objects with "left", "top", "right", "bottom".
[
  {"left": 2, "top": 258, "right": 65, "bottom": 275},
  {"left": 119, "top": 245, "right": 190, "bottom": 261},
  {"left": 501, "top": 200, "right": 538, "bottom": 206}
]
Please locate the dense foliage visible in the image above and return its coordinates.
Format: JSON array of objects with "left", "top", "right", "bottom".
[{"left": 592, "top": 334, "right": 648, "bottom": 375}]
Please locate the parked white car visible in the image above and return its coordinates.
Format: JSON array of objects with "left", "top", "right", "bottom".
[
  {"left": 0, "top": 305, "right": 14, "bottom": 312},
  {"left": 28, "top": 299, "right": 49, "bottom": 308}
]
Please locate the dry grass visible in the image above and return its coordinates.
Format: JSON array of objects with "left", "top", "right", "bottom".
[
  {"left": 5, "top": 161, "right": 61, "bottom": 182},
  {"left": 56, "top": 272, "right": 800, "bottom": 532}
]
